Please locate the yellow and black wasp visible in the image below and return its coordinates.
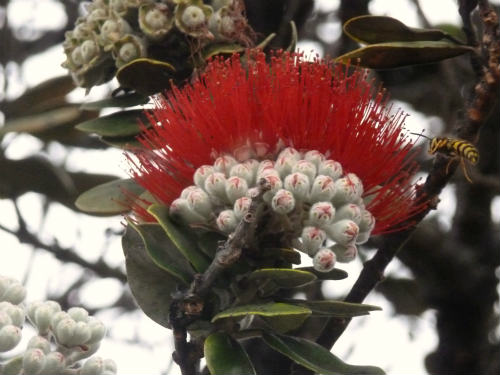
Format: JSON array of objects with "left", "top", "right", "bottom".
[{"left": 411, "top": 132, "right": 479, "bottom": 183}]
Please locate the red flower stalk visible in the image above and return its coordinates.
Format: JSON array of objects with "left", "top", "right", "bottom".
[{"left": 128, "top": 51, "right": 426, "bottom": 234}]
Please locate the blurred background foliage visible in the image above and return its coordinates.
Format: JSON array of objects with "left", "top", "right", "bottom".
[{"left": 0, "top": 0, "right": 499, "bottom": 374}]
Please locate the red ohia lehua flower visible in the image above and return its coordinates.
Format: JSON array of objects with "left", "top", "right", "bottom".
[{"left": 128, "top": 50, "right": 426, "bottom": 271}]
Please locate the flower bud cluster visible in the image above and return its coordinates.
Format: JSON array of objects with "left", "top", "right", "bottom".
[
  {"left": 170, "top": 147, "right": 377, "bottom": 273},
  {"left": 0, "top": 275, "right": 116, "bottom": 375},
  {"left": 62, "top": 0, "right": 254, "bottom": 88}
]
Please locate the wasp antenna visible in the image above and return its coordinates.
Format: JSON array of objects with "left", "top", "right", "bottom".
[{"left": 409, "top": 132, "right": 432, "bottom": 140}]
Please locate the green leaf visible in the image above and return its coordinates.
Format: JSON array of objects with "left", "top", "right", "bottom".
[
  {"left": 248, "top": 268, "right": 317, "bottom": 288},
  {"left": 127, "top": 221, "right": 195, "bottom": 284},
  {"left": 196, "top": 231, "right": 226, "bottom": 258},
  {"left": 335, "top": 41, "right": 473, "bottom": 69},
  {"left": 148, "top": 204, "right": 211, "bottom": 273},
  {"left": 262, "top": 248, "right": 301, "bottom": 265},
  {"left": 263, "top": 333, "right": 386, "bottom": 375},
  {"left": 122, "top": 223, "right": 178, "bottom": 327},
  {"left": 75, "top": 109, "right": 148, "bottom": 137},
  {"left": 100, "top": 135, "right": 145, "bottom": 149},
  {"left": 116, "top": 58, "right": 176, "bottom": 96},
  {"left": 343, "top": 15, "right": 464, "bottom": 45},
  {"left": 201, "top": 43, "right": 245, "bottom": 60},
  {"left": 212, "top": 303, "right": 311, "bottom": 333},
  {"left": 205, "top": 332, "right": 256, "bottom": 375},
  {"left": 74, "top": 178, "right": 144, "bottom": 215},
  {"left": 81, "top": 92, "right": 149, "bottom": 110},
  {"left": 297, "top": 267, "right": 348, "bottom": 280},
  {"left": 284, "top": 300, "right": 381, "bottom": 317}
]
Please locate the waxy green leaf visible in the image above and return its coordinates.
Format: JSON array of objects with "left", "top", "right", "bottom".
[
  {"left": 284, "top": 300, "right": 381, "bottom": 317},
  {"left": 344, "top": 15, "right": 464, "bottom": 45},
  {"left": 205, "top": 332, "right": 256, "bottom": 375},
  {"left": 297, "top": 267, "right": 348, "bottom": 280},
  {"left": 248, "top": 268, "right": 317, "bottom": 288},
  {"left": 263, "top": 333, "right": 386, "bottom": 375},
  {"left": 75, "top": 178, "right": 144, "bottom": 214},
  {"left": 117, "top": 58, "right": 176, "bottom": 95},
  {"left": 127, "top": 221, "right": 195, "bottom": 284},
  {"left": 81, "top": 92, "right": 148, "bottom": 110},
  {"left": 335, "top": 41, "right": 473, "bottom": 69},
  {"left": 76, "top": 109, "right": 148, "bottom": 137},
  {"left": 148, "top": 204, "right": 211, "bottom": 273}
]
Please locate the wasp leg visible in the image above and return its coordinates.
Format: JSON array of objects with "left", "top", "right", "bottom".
[
  {"left": 445, "top": 158, "right": 455, "bottom": 175},
  {"left": 460, "top": 157, "right": 473, "bottom": 183}
]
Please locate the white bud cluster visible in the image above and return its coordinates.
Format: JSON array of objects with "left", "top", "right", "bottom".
[
  {"left": 0, "top": 275, "right": 116, "bottom": 375},
  {"left": 170, "top": 147, "right": 377, "bottom": 273}
]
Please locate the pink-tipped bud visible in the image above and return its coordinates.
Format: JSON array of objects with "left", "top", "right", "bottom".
[
  {"left": 313, "top": 248, "right": 337, "bottom": 272},
  {"left": 335, "top": 204, "right": 362, "bottom": 225},
  {"left": 233, "top": 197, "right": 251, "bottom": 220},
  {"left": 278, "top": 147, "right": 302, "bottom": 161},
  {"left": 359, "top": 209, "right": 376, "bottom": 233},
  {"left": 333, "top": 175, "right": 363, "bottom": 205},
  {"left": 262, "top": 174, "right": 283, "bottom": 203},
  {"left": 258, "top": 168, "right": 280, "bottom": 179},
  {"left": 301, "top": 226, "right": 326, "bottom": 256},
  {"left": 292, "top": 160, "right": 317, "bottom": 183},
  {"left": 180, "top": 185, "right": 199, "bottom": 199},
  {"left": 308, "top": 202, "right": 336, "bottom": 227},
  {"left": 257, "top": 160, "right": 274, "bottom": 176},
  {"left": 245, "top": 187, "right": 260, "bottom": 198},
  {"left": 310, "top": 175, "right": 336, "bottom": 202},
  {"left": 243, "top": 159, "right": 259, "bottom": 178},
  {"left": 304, "top": 150, "right": 326, "bottom": 168},
  {"left": 22, "top": 348, "right": 46, "bottom": 374},
  {"left": 0, "top": 325, "right": 21, "bottom": 351},
  {"left": 275, "top": 156, "right": 297, "bottom": 177},
  {"left": 186, "top": 188, "right": 212, "bottom": 216},
  {"left": 271, "top": 189, "right": 295, "bottom": 214},
  {"left": 225, "top": 176, "right": 248, "bottom": 203},
  {"left": 214, "top": 155, "right": 237, "bottom": 176},
  {"left": 204, "top": 172, "right": 228, "bottom": 202},
  {"left": 216, "top": 210, "right": 238, "bottom": 233},
  {"left": 169, "top": 198, "right": 207, "bottom": 223},
  {"left": 193, "top": 165, "right": 214, "bottom": 188},
  {"left": 331, "top": 244, "right": 358, "bottom": 263},
  {"left": 230, "top": 163, "right": 253, "bottom": 185},
  {"left": 346, "top": 173, "right": 364, "bottom": 197},
  {"left": 284, "top": 172, "right": 310, "bottom": 201},
  {"left": 318, "top": 159, "right": 343, "bottom": 180},
  {"left": 325, "top": 219, "right": 359, "bottom": 246}
]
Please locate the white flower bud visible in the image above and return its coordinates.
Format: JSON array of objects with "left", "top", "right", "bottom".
[
  {"left": 0, "top": 303, "right": 24, "bottom": 327},
  {"left": 225, "top": 176, "right": 248, "bottom": 203},
  {"left": 0, "top": 311, "right": 12, "bottom": 328},
  {"left": 40, "top": 352, "right": 65, "bottom": 375},
  {"left": 2, "top": 283, "right": 26, "bottom": 305},
  {"left": 27, "top": 301, "right": 43, "bottom": 323},
  {"left": 261, "top": 174, "right": 283, "bottom": 203},
  {"left": 335, "top": 204, "right": 362, "bottom": 225},
  {"left": 169, "top": 198, "right": 207, "bottom": 223},
  {"left": 325, "top": 219, "right": 359, "bottom": 246},
  {"left": 67, "top": 321, "right": 91, "bottom": 346},
  {"left": 318, "top": 159, "right": 343, "bottom": 180},
  {"left": 313, "top": 248, "right": 337, "bottom": 272},
  {"left": 277, "top": 147, "right": 301, "bottom": 161},
  {"left": 103, "top": 358, "right": 117, "bottom": 373},
  {"left": 346, "top": 173, "right": 363, "bottom": 197},
  {"left": 44, "top": 300, "right": 61, "bottom": 314},
  {"left": 180, "top": 185, "right": 199, "bottom": 199},
  {"left": 292, "top": 160, "right": 317, "bottom": 183},
  {"left": 181, "top": 6, "right": 206, "bottom": 28},
  {"left": 333, "top": 175, "right": 362, "bottom": 205},
  {"left": 308, "top": 202, "right": 336, "bottom": 227},
  {"left": 71, "top": 47, "right": 84, "bottom": 66},
  {"left": 304, "top": 150, "right": 326, "bottom": 168},
  {"left": 34, "top": 305, "right": 55, "bottom": 334},
  {"left": 275, "top": 155, "right": 297, "bottom": 178},
  {"left": 145, "top": 7, "right": 168, "bottom": 30},
  {"left": 27, "top": 336, "right": 51, "bottom": 354},
  {"left": 256, "top": 160, "right": 275, "bottom": 176},
  {"left": 81, "top": 356, "right": 104, "bottom": 375},
  {"left": 245, "top": 187, "right": 260, "bottom": 198},
  {"left": 193, "top": 165, "right": 214, "bottom": 188},
  {"left": 87, "top": 318, "right": 106, "bottom": 344},
  {"left": 331, "top": 244, "right": 358, "bottom": 263},
  {"left": 0, "top": 325, "right": 21, "bottom": 352},
  {"left": 233, "top": 197, "right": 251, "bottom": 220},
  {"left": 359, "top": 209, "right": 376, "bottom": 233},
  {"left": 214, "top": 155, "right": 237, "bottom": 176},
  {"left": 230, "top": 163, "right": 253, "bottom": 185},
  {"left": 81, "top": 40, "right": 98, "bottom": 63},
  {"left": 216, "top": 210, "right": 238, "bottom": 233},
  {"left": 243, "top": 159, "right": 259, "bottom": 182},
  {"left": 271, "top": 189, "right": 295, "bottom": 214},
  {"left": 310, "top": 175, "right": 336, "bottom": 203},
  {"left": 186, "top": 188, "right": 213, "bottom": 216},
  {"left": 118, "top": 42, "right": 140, "bottom": 64},
  {"left": 204, "top": 172, "right": 228, "bottom": 202},
  {"left": 284, "top": 172, "right": 310, "bottom": 201},
  {"left": 23, "top": 348, "right": 45, "bottom": 374},
  {"left": 301, "top": 227, "right": 326, "bottom": 256},
  {"left": 54, "top": 318, "right": 76, "bottom": 346},
  {"left": 355, "top": 231, "right": 371, "bottom": 245},
  {"left": 50, "top": 311, "right": 70, "bottom": 331}
]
